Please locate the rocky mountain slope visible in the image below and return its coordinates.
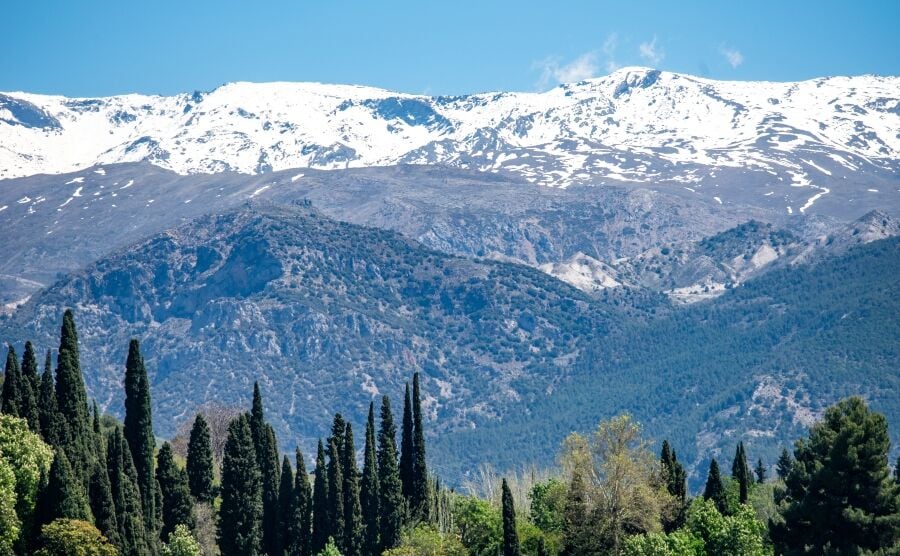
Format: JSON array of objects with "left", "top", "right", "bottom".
[{"left": 2, "top": 68, "right": 899, "bottom": 217}]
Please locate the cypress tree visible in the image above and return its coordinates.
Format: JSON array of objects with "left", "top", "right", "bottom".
[
  {"left": 411, "top": 372, "right": 428, "bottom": 521},
  {"left": 54, "top": 309, "right": 95, "bottom": 488},
  {"left": 156, "top": 442, "right": 195, "bottom": 540},
  {"left": 311, "top": 439, "right": 329, "bottom": 554},
  {"left": 277, "top": 455, "right": 296, "bottom": 556},
  {"left": 249, "top": 382, "right": 281, "bottom": 556},
  {"left": 754, "top": 458, "right": 767, "bottom": 484},
  {"left": 19, "top": 341, "right": 40, "bottom": 432},
  {"left": 327, "top": 437, "right": 345, "bottom": 550},
  {"left": 731, "top": 442, "right": 750, "bottom": 504},
  {"left": 562, "top": 467, "right": 589, "bottom": 555},
  {"left": 1, "top": 344, "right": 22, "bottom": 416},
  {"left": 186, "top": 413, "right": 215, "bottom": 503},
  {"left": 107, "top": 427, "right": 150, "bottom": 556},
  {"left": 293, "top": 448, "right": 313, "bottom": 556},
  {"left": 123, "top": 338, "right": 157, "bottom": 535},
  {"left": 90, "top": 459, "right": 122, "bottom": 550},
  {"left": 218, "top": 414, "right": 262, "bottom": 556},
  {"left": 342, "top": 423, "right": 363, "bottom": 556},
  {"left": 660, "top": 440, "right": 686, "bottom": 531},
  {"left": 38, "top": 450, "right": 91, "bottom": 524},
  {"left": 399, "top": 384, "right": 414, "bottom": 504},
  {"left": 703, "top": 458, "right": 728, "bottom": 515},
  {"left": 776, "top": 447, "right": 793, "bottom": 480},
  {"left": 329, "top": 413, "right": 346, "bottom": 460},
  {"left": 501, "top": 478, "right": 521, "bottom": 556},
  {"left": 361, "top": 402, "right": 380, "bottom": 555},
  {"left": 38, "top": 350, "right": 61, "bottom": 446},
  {"left": 377, "top": 395, "right": 405, "bottom": 551}
]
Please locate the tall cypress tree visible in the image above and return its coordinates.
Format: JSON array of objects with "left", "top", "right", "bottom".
[
  {"left": 377, "top": 395, "right": 405, "bottom": 551},
  {"left": 361, "top": 402, "right": 380, "bottom": 555},
  {"left": 703, "top": 458, "right": 728, "bottom": 515},
  {"left": 562, "top": 467, "right": 589, "bottom": 555},
  {"left": 1, "top": 344, "right": 22, "bottom": 416},
  {"left": 399, "top": 384, "right": 414, "bottom": 505},
  {"left": 501, "top": 478, "right": 521, "bottom": 556},
  {"left": 123, "top": 338, "right": 157, "bottom": 535},
  {"left": 327, "top": 437, "right": 345, "bottom": 550},
  {"left": 293, "top": 448, "right": 313, "bottom": 556},
  {"left": 411, "top": 372, "right": 429, "bottom": 522},
  {"left": 37, "top": 450, "right": 91, "bottom": 525},
  {"left": 54, "top": 310, "right": 95, "bottom": 490},
  {"left": 218, "top": 414, "right": 262, "bottom": 556},
  {"left": 731, "top": 442, "right": 750, "bottom": 504},
  {"left": 277, "top": 456, "right": 296, "bottom": 556},
  {"left": 156, "top": 442, "right": 195, "bottom": 539},
  {"left": 342, "top": 423, "right": 363, "bottom": 556},
  {"left": 186, "top": 414, "right": 215, "bottom": 503},
  {"left": 754, "top": 458, "right": 767, "bottom": 484},
  {"left": 249, "top": 382, "right": 281, "bottom": 556},
  {"left": 107, "top": 427, "right": 150, "bottom": 556},
  {"left": 19, "top": 341, "right": 40, "bottom": 432},
  {"left": 660, "top": 440, "right": 686, "bottom": 531},
  {"left": 311, "top": 439, "right": 329, "bottom": 554},
  {"left": 90, "top": 459, "right": 122, "bottom": 550},
  {"left": 38, "top": 350, "right": 60, "bottom": 446},
  {"left": 776, "top": 447, "right": 793, "bottom": 480}
]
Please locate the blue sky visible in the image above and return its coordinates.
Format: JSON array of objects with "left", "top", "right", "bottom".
[{"left": 2, "top": 0, "right": 898, "bottom": 97}]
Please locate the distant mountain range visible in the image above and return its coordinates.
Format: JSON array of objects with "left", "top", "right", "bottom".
[{"left": 2, "top": 68, "right": 899, "bottom": 217}]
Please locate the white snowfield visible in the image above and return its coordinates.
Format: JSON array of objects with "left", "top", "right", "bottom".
[{"left": 1, "top": 67, "right": 898, "bottom": 191}]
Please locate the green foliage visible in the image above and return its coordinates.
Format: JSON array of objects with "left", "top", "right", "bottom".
[
  {"left": 378, "top": 396, "right": 406, "bottom": 552},
  {"left": 123, "top": 338, "right": 157, "bottom": 535},
  {"left": 54, "top": 310, "right": 95, "bottom": 489},
  {"left": 773, "top": 396, "right": 900, "bottom": 554},
  {"left": 684, "top": 498, "right": 768, "bottom": 556},
  {"left": 400, "top": 384, "right": 414, "bottom": 508},
  {"left": 623, "top": 530, "right": 705, "bottom": 556},
  {"left": 250, "top": 383, "right": 282, "bottom": 556},
  {"left": 162, "top": 524, "right": 202, "bottom": 556},
  {"left": 0, "top": 457, "right": 19, "bottom": 556},
  {"left": 156, "top": 442, "right": 195, "bottom": 539},
  {"left": 277, "top": 455, "right": 296, "bottom": 555},
  {"left": 317, "top": 537, "right": 343, "bottom": 556},
  {"left": 731, "top": 443, "right": 751, "bottom": 504},
  {"left": 0, "top": 413, "right": 53, "bottom": 538},
  {"left": 39, "top": 450, "right": 91, "bottom": 524},
  {"left": 35, "top": 519, "right": 118, "bottom": 556},
  {"left": 312, "top": 439, "right": 330, "bottom": 553},
  {"left": 361, "top": 403, "right": 380, "bottom": 555},
  {"left": 37, "top": 352, "right": 61, "bottom": 447},
  {"left": 292, "top": 448, "right": 313, "bottom": 556},
  {"left": 106, "top": 426, "right": 150, "bottom": 555},
  {"left": 89, "top": 461, "right": 122, "bottom": 550},
  {"left": 382, "top": 525, "right": 467, "bottom": 556},
  {"left": 19, "top": 341, "right": 41, "bottom": 433},
  {"left": 702, "top": 459, "right": 727, "bottom": 515},
  {"left": 411, "top": 373, "right": 429, "bottom": 522},
  {"left": 501, "top": 479, "right": 521, "bottom": 556},
  {"left": 528, "top": 478, "right": 566, "bottom": 534},
  {"left": 342, "top": 423, "right": 363, "bottom": 556},
  {"left": 217, "top": 414, "right": 262, "bottom": 556},
  {"left": 453, "top": 495, "right": 501, "bottom": 556},
  {"left": 186, "top": 414, "right": 215, "bottom": 503},
  {"left": 1, "top": 345, "right": 22, "bottom": 418}
]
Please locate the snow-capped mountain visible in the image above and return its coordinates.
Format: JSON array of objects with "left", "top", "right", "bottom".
[{"left": 1, "top": 67, "right": 899, "bottom": 217}]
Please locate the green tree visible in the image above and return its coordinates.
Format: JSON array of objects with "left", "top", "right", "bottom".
[
  {"left": 0, "top": 413, "right": 54, "bottom": 542},
  {"left": 218, "top": 414, "right": 262, "bottom": 556},
  {"left": 318, "top": 537, "right": 342, "bottom": 556},
  {"left": 660, "top": 440, "right": 686, "bottom": 531},
  {"left": 89, "top": 460, "right": 122, "bottom": 551},
  {"left": 19, "top": 342, "right": 41, "bottom": 433},
  {"left": 773, "top": 396, "right": 900, "bottom": 553},
  {"left": 162, "top": 524, "right": 202, "bottom": 556},
  {"left": 378, "top": 396, "right": 405, "bottom": 552},
  {"left": 382, "top": 524, "right": 467, "bottom": 556},
  {"left": 529, "top": 478, "right": 566, "bottom": 534},
  {"left": 562, "top": 466, "right": 591, "bottom": 556},
  {"left": 753, "top": 459, "right": 766, "bottom": 484},
  {"left": 249, "top": 383, "right": 281, "bottom": 556},
  {"left": 623, "top": 530, "right": 704, "bottom": 556},
  {"left": 123, "top": 338, "right": 157, "bottom": 536},
  {"left": 277, "top": 455, "right": 296, "bottom": 555},
  {"left": 1, "top": 345, "right": 22, "bottom": 417},
  {"left": 702, "top": 459, "right": 727, "bottom": 515},
  {"left": 0, "top": 457, "right": 19, "bottom": 556},
  {"left": 156, "top": 442, "right": 195, "bottom": 540},
  {"left": 292, "top": 448, "right": 313, "bottom": 556},
  {"left": 38, "top": 451, "right": 91, "bottom": 525},
  {"left": 342, "top": 424, "right": 363, "bottom": 556},
  {"left": 775, "top": 448, "right": 792, "bottom": 481},
  {"left": 186, "top": 414, "right": 215, "bottom": 503},
  {"left": 107, "top": 426, "right": 150, "bottom": 555},
  {"left": 35, "top": 519, "right": 118, "bottom": 556},
  {"left": 730, "top": 442, "right": 750, "bottom": 504},
  {"left": 38, "top": 352, "right": 61, "bottom": 447},
  {"left": 54, "top": 310, "right": 95, "bottom": 489},
  {"left": 454, "top": 495, "right": 501, "bottom": 555},
  {"left": 501, "top": 478, "right": 521, "bottom": 556},
  {"left": 399, "top": 384, "right": 414, "bottom": 506},
  {"left": 685, "top": 498, "right": 767, "bottom": 556},
  {"left": 327, "top": 436, "right": 345, "bottom": 550},
  {"left": 411, "top": 373, "right": 429, "bottom": 522},
  {"left": 312, "top": 439, "right": 330, "bottom": 553},
  {"left": 360, "top": 402, "right": 380, "bottom": 555}
]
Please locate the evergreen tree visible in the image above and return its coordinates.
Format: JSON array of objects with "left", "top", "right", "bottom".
[
  {"left": 501, "top": 478, "right": 521, "bottom": 556},
  {"left": 703, "top": 458, "right": 728, "bottom": 515},
  {"left": 218, "top": 414, "right": 262, "bottom": 556},
  {"left": 277, "top": 456, "right": 296, "bottom": 556},
  {"left": 89, "top": 460, "right": 122, "bottom": 550},
  {"left": 411, "top": 373, "right": 429, "bottom": 522},
  {"left": 660, "top": 440, "right": 686, "bottom": 531},
  {"left": 895, "top": 456, "right": 900, "bottom": 485},
  {"left": 107, "top": 427, "right": 150, "bottom": 556},
  {"left": 776, "top": 447, "right": 793, "bottom": 480},
  {"left": 292, "top": 448, "right": 312, "bottom": 556},
  {"left": 249, "top": 383, "right": 281, "bottom": 556},
  {"left": 311, "top": 440, "right": 329, "bottom": 554},
  {"left": 19, "top": 341, "right": 41, "bottom": 432},
  {"left": 38, "top": 450, "right": 90, "bottom": 524},
  {"left": 156, "top": 442, "right": 195, "bottom": 540},
  {"left": 123, "top": 338, "right": 157, "bottom": 536},
  {"left": 754, "top": 458, "right": 767, "bottom": 484},
  {"left": 731, "top": 442, "right": 750, "bottom": 504},
  {"left": 377, "top": 396, "right": 405, "bottom": 551},
  {"left": 360, "top": 402, "right": 380, "bottom": 555},
  {"left": 773, "top": 397, "right": 900, "bottom": 553},
  {"left": 326, "top": 437, "right": 345, "bottom": 550},
  {"left": 399, "top": 384, "right": 414, "bottom": 505},
  {"left": 562, "top": 466, "right": 589, "bottom": 556},
  {"left": 38, "top": 351, "right": 60, "bottom": 446},
  {"left": 185, "top": 414, "right": 215, "bottom": 503},
  {"left": 54, "top": 310, "right": 95, "bottom": 488},
  {"left": 342, "top": 423, "right": 363, "bottom": 556},
  {"left": 1, "top": 345, "right": 22, "bottom": 417}
]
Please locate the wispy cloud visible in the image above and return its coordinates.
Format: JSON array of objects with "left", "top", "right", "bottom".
[
  {"left": 534, "top": 52, "right": 599, "bottom": 88},
  {"left": 602, "top": 33, "right": 619, "bottom": 72},
  {"left": 638, "top": 36, "right": 665, "bottom": 66},
  {"left": 720, "top": 46, "right": 744, "bottom": 69}
]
